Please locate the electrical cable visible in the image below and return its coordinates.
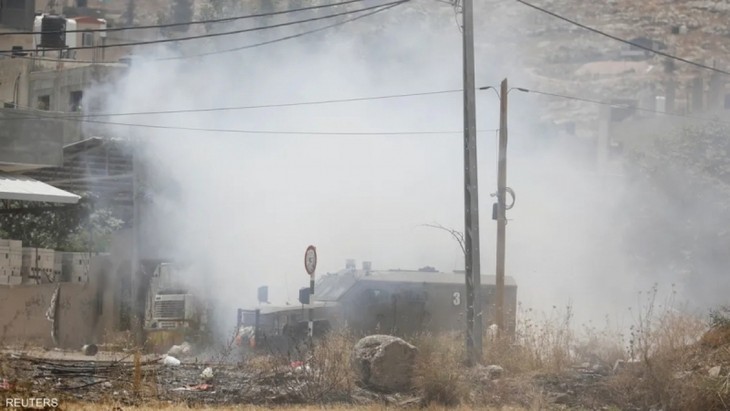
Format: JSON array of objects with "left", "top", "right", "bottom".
[
  {"left": 21, "top": 114, "right": 499, "bottom": 135},
  {"left": 157, "top": 1, "right": 406, "bottom": 61},
  {"left": 2, "top": 89, "right": 462, "bottom": 122},
  {"left": 0, "top": 1, "right": 405, "bottom": 64},
  {"left": 0, "top": 0, "right": 408, "bottom": 54},
  {"left": 514, "top": 0, "right": 730, "bottom": 77},
  {"left": 0, "top": 0, "right": 370, "bottom": 36},
  {"left": 2, "top": 88, "right": 497, "bottom": 136}
]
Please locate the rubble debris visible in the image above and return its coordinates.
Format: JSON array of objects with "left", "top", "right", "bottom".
[
  {"left": 352, "top": 334, "right": 417, "bottom": 393},
  {"left": 82, "top": 344, "right": 99, "bottom": 356},
  {"left": 708, "top": 365, "right": 722, "bottom": 377},
  {"left": 172, "top": 383, "right": 214, "bottom": 392},
  {"left": 163, "top": 355, "right": 181, "bottom": 367},
  {"left": 200, "top": 367, "right": 214, "bottom": 382},
  {"left": 167, "top": 341, "right": 193, "bottom": 358},
  {"left": 471, "top": 364, "right": 504, "bottom": 383},
  {"left": 613, "top": 359, "right": 625, "bottom": 373},
  {"left": 290, "top": 361, "right": 311, "bottom": 374},
  {"left": 673, "top": 371, "right": 692, "bottom": 379},
  {"left": 484, "top": 364, "right": 504, "bottom": 380},
  {"left": 0, "top": 378, "right": 13, "bottom": 390}
]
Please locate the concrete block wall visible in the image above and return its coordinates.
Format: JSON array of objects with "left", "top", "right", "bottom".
[
  {"left": 0, "top": 282, "right": 98, "bottom": 348},
  {"left": 0, "top": 238, "right": 22, "bottom": 283},
  {"left": 62, "top": 252, "right": 93, "bottom": 283},
  {"left": 22, "top": 247, "right": 56, "bottom": 284}
]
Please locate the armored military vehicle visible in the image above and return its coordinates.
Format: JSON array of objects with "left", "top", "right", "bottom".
[{"left": 236, "top": 262, "right": 517, "bottom": 351}]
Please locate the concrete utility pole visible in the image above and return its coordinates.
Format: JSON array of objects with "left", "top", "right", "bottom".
[
  {"left": 131, "top": 143, "right": 144, "bottom": 347},
  {"left": 460, "top": 0, "right": 483, "bottom": 365},
  {"left": 495, "top": 79, "right": 508, "bottom": 338}
]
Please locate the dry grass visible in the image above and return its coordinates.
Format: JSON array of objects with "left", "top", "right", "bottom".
[
  {"left": 483, "top": 303, "right": 577, "bottom": 374},
  {"left": 411, "top": 332, "right": 468, "bottom": 406},
  {"left": 5, "top": 285, "right": 729, "bottom": 411},
  {"left": 241, "top": 330, "right": 357, "bottom": 403},
  {"left": 298, "top": 329, "right": 357, "bottom": 401},
  {"left": 64, "top": 404, "right": 528, "bottom": 410},
  {"left": 601, "top": 284, "right": 727, "bottom": 411}
]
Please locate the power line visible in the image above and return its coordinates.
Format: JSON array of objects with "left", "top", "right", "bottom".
[
  {"left": 517, "top": 86, "right": 730, "bottom": 125},
  {"left": 77, "top": 120, "right": 498, "bottom": 135},
  {"left": 0, "top": 1, "right": 407, "bottom": 54},
  {"left": 157, "top": 1, "right": 406, "bottom": 61},
  {"left": 10, "top": 111, "right": 497, "bottom": 135},
  {"left": 514, "top": 0, "right": 730, "bottom": 77},
  {"left": 0, "top": 1, "right": 405, "bottom": 63},
  {"left": 2, "top": 90, "right": 461, "bottom": 122},
  {"left": 2, "top": 87, "right": 493, "bottom": 135},
  {"left": 0, "top": 0, "right": 368, "bottom": 37}
]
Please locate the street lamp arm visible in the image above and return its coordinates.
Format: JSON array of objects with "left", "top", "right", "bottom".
[
  {"left": 478, "top": 85, "right": 500, "bottom": 99},
  {"left": 479, "top": 86, "right": 530, "bottom": 98}
]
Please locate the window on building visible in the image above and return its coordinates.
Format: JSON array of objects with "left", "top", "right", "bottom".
[
  {"left": 82, "top": 31, "right": 93, "bottom": 46},
  {"left": 69, "top": 90, "right": 83, "bottom": 112},
  {"left": 37, "top": 95, "right": 50, "bottom": 111},
  {"left": 76, "top": 0, "right": 88, "bottom": 7}
]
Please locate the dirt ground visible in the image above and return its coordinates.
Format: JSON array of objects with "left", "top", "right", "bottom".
[
  {"left": 59, "top": 405, "right": 530, "bottom": 410},
  {"left": 1, "top": 325, "right": 729, "bottom": 411},
  {"left": 0, "top": 349, "right": 614, "bottom": 410}
]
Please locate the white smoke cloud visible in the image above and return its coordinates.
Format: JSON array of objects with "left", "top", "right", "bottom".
[{"left": 86, "top": 0, "right": 685, "bottom": 333}]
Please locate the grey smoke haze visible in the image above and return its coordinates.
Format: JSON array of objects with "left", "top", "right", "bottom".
[{"left": 86, "top": 0, "right": 703, "bottom": 332}]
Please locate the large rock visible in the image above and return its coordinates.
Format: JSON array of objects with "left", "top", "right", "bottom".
[{"left": 352, "top": 335, "right": 417, "bottom": 393}]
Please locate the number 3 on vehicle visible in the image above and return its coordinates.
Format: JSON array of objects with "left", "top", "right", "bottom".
[{"left": 452, "top": 291, "right": 461, "bottom": 306}]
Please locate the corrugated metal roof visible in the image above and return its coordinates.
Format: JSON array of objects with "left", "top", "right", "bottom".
[{"left": 0, "top": 173, "right": 80, "bottom": 204}]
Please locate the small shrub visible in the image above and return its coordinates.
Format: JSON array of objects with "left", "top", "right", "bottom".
[
  {"left": 573, "top": 318, "right": 626, "bottom": 368},
  {"left": 608, "top": 284, "right": 709, "bottom": 410},
  {"left": 262, "top": 330, "right": 357, "bottom": 403},
  {"left": 487, "top": 303, "right": 575, "bottom": 373},
  {"left": 303, "top": 329, "right": 356, "bottom": 400},
  {"left": 709, "top": 305, "right": 730, "bottom": 329},
  {"left": 412, "top": 332, "right": 468, "bottom": 405}
]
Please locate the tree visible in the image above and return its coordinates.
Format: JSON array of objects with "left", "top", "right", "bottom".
[
  {"left": 421, "top": 223, "right": 466, "bottom": 256},
  {"left": 0, "top": 202, "right": 84, "bottom": 249},
  {"left": 0, "top": 197, "right": 123, "bottom": 252}
]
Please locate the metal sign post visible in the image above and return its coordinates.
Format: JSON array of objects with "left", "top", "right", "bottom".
[{"left": 304, "top": 246, "right": 317, "bottom": 340}]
